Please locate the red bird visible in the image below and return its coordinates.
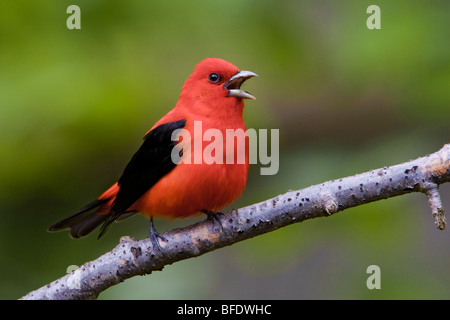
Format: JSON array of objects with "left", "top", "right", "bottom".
[{"left": 49, "top": 58, "right": 257, "bottom": 246}]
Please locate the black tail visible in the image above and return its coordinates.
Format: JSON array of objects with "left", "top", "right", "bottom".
[{"left": 48, "top": 199, "right": 110, "bottom": 239}]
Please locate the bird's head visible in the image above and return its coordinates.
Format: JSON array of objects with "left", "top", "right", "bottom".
[{"left": 178, "top": 58, "right": 257, "bottom": 117}]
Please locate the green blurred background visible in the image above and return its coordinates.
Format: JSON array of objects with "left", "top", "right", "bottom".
[{"left": 1, "top": 0, "right": 449, "bottom": 299}]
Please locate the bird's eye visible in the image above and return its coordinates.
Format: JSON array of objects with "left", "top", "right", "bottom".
[{"left": 208, "top": 73, "right": 220, "bottom": 83}]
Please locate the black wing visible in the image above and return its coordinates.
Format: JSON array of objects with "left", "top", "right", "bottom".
[{"left": 98, "top": 119, "right": 186, "bottom": 238}]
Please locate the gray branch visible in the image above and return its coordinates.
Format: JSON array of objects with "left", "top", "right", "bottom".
[{"left": 20, "top": 144, "right": 450, "bottom": 300}]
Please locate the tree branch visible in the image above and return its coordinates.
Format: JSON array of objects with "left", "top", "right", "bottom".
[{"left": 20, "top": 144, "right": 450, "bottom": 300}]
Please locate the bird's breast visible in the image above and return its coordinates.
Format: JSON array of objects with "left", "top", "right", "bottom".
[{"left": 134, "top": 118, "right": 249, "bottom": 218}]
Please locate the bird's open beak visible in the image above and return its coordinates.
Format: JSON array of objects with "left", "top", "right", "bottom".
[{"left": 225, "top": 70, "right": 258, "bottom": 100}]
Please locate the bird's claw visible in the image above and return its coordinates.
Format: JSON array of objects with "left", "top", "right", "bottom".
[
  {"left": 149, "top": 217, "right": 167, "bottom": 253},
  {"left": 203, "top": 210, "right": 224, "bottom": 232}
]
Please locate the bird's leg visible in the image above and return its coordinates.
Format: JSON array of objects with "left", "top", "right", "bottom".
[
  {"left": 149, "top": 217, "right": 167, "bottom": 253},
  {"left": 202, "top": 210, "right": 223, "bottom": 231}
]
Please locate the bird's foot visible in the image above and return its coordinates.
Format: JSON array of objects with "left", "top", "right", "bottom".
[
  {"left": 202, "top": 210, "right": 223, "bottom": 232},
  {"left": 149, "top": 217, "right": 167, "bottom": 253}
]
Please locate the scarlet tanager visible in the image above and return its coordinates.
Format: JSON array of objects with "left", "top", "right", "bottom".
[{"left": 49, "top": 58, "right": 257, "bottom": 246}]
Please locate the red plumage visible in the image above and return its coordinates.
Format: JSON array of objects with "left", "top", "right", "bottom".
[{"left": 49, "top": 58, "right": 257, "bottom": 239}]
